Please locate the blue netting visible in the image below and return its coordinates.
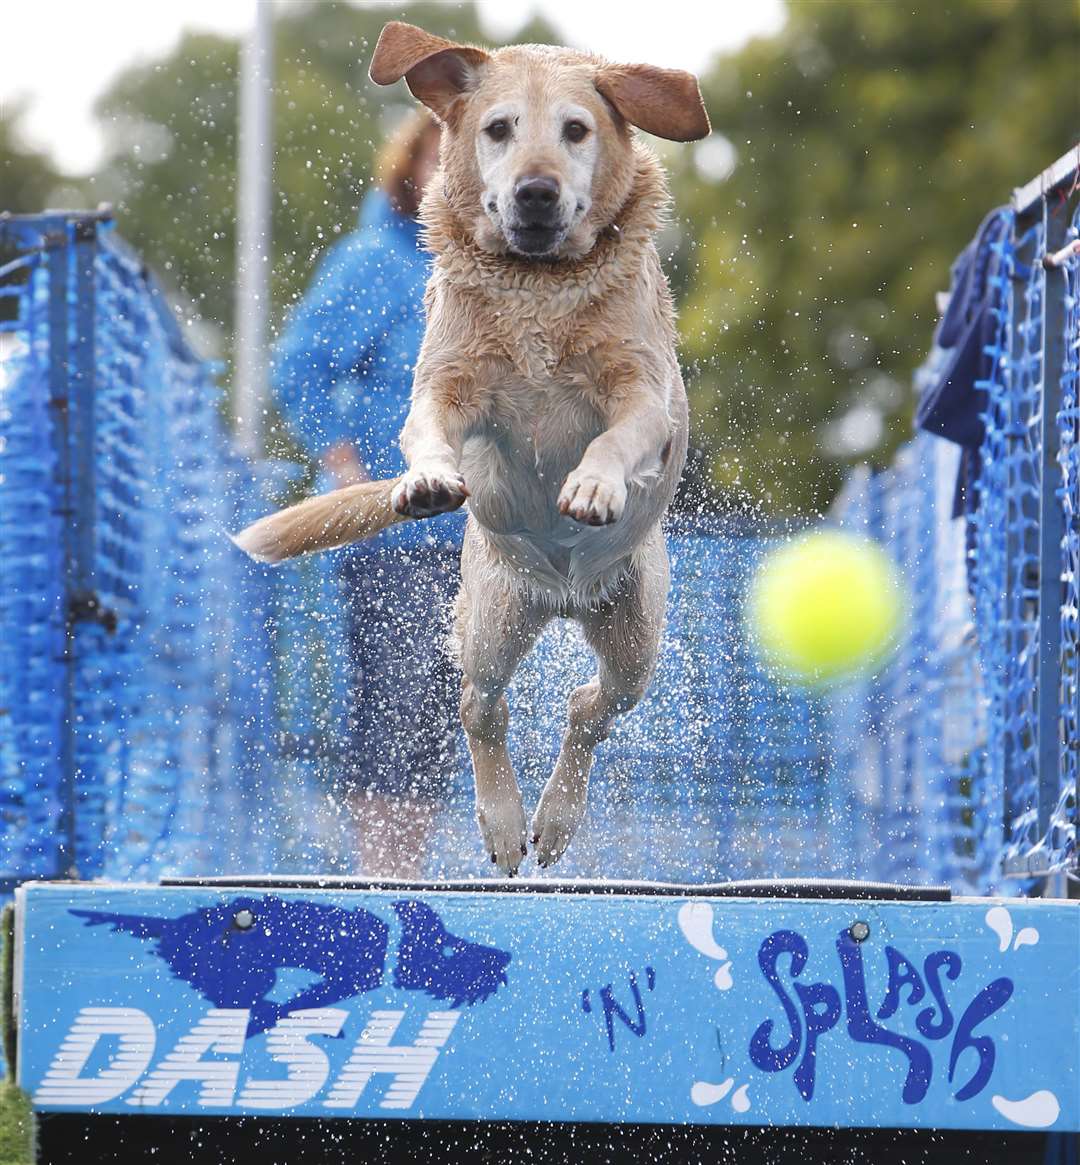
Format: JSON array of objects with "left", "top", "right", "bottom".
[
  {"left": 966, "top": 205, "right": 1078, "bottom": 877},
  {"left": 993, "top": 215, "right": 1045, "bottom": 869},
  {"left": 0, "top": 217, "right": 340, "bottom": 886},
  {"left": 827, "top": 187, "right": 1079, "bottom": 889},
  {"left": 1053, "top": 202, "right": 1080, "bottom": 869},
  {"left": 829, "top": 437, "right": 993, "bottom": 891},
  {"left": 965, "top": 209, "right": 1026, "bottom": 884},
  {"left": 0, "top": 249, "right": 66, "bottom": 881}
]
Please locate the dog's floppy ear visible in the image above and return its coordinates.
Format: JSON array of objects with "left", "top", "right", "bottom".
[
  {"left": 595, "top": 63, "right": 711, "bottom": 142},
  {"left": 370, "top": 21, "right": 489, "bottom": 120}
]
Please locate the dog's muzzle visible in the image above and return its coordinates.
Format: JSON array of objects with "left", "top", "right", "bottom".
[{"left": 506, "top": 175, "right": 566, "bottom": 256}]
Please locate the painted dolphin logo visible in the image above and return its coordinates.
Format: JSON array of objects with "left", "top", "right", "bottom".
[{"left": 71, "top": 897, "right": 510, "bottom": 1036}]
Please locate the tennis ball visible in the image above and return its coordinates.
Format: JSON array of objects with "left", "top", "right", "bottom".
[{"left": 748, "top": 529, "right": 905, "bottom": 686}]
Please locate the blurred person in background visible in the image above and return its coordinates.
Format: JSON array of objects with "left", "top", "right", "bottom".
[{"left": 271, "top": 110, "right": 462, "bottom": 878}]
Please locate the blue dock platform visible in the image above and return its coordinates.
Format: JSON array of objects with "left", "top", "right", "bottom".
[{"left": 9, "top": 877, "right": 1078, "bottom": 1162}]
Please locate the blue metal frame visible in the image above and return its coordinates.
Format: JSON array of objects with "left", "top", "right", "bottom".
[
  {"left": 1035, "top": 197, "right": 1068, "bottom": 857},
  {"left": 45, "top": 227, "right": 77, "bottom": 878}
]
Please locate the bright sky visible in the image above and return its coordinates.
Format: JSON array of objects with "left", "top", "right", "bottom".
[{"left": 1, "top": 0, "right": 785, "bottom": 175}]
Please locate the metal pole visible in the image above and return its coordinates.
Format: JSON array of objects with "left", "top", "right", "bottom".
[
  {"left": 234, "top": 0, "right": 274, "bottom": 460},
  {"left": 46, "top": 227, "right": 77, "bottom": 878},
  {"left": 1035, "top": 197, "right": 1068, "bottom": 858}
]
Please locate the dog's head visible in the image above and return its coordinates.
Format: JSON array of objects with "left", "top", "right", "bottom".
[{"left": 370, "top": 22, "right": 710, "bottom": 261}]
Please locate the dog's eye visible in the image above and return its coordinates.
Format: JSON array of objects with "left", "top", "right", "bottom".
[
  {"left": 564, "top": 120, "right": 589, "bottom": 144},
  {"left": 484, "top": 119, "right": 510, "bottom": 143}
]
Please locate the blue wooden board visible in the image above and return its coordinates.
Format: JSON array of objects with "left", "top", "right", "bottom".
[{"left": 14, "top": 882, "right": 1079, "bottom": 1132}]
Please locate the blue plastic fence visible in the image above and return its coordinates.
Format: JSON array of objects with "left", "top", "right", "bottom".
[
  {"left": 1, "top": 149, "right": 1077, "bottom": 895},
  {"left": 0, "top": 212, "right": 348, "bottom": 892},
  {"left": 830, "top": 153, "right": 1080, "bottom": 890}
]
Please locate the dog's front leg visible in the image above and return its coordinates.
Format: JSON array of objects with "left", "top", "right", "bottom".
[
  {"left": 558, "top": 372, "right": 674, "bottom": 527},
  {"left": 393, "top": 389, "right": 470, "bottom": 518}
]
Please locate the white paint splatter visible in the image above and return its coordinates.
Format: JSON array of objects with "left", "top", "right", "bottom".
[
  {"left": 1013, "top": 927, "right": 1039, "bottom": 950},
  {"left": 985, "top": 905, "right": 1013, "bottom": 953},
  {"left": 678, "top": 902, "right": 728, "bottom": 961},
  {"left": 991, "top": 1091, "right": 1060, "bottom": 1128},
  {"left": 732, "top": 1084, "right": 751, "bottom": 1113},
  {"left": 713, "top": 961, "right": 734, "bottom": 991},
  {"left": 690, "top": 1078, "right": 733, "bottom": 1107}
]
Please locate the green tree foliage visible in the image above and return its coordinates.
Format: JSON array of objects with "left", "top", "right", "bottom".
[
  {"left": 0, "top": 102, "right": 66, "bottom": 214},
  {"left": 678, "top": 0, "right": 1080, "bottom": 514},
  {"left": 90, "top": 2, "right": 557, "bottom": 344},
  {"left": 0, "top": 106, "right": 73, "bottom": 322}
]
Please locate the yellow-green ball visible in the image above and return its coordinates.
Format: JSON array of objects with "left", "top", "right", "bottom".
[{"left": 748, "top": 529, "right": 905, "bottom": 686}]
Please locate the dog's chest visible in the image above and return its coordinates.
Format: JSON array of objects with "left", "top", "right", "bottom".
[{"left": 460, "top": 373, "right": 604, "bottom": 539}]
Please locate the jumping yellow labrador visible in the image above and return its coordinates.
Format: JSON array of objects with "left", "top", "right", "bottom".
[{"left": 236, "top": 22, "right": 710, "bottom": 874}]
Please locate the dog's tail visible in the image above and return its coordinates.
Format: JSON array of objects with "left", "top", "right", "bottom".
[{"left": 232, "top": 477, "right": 408, "bottom": 564}]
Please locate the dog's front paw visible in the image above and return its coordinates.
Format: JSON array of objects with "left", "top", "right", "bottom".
[
  {"left": 476, "top": 790, "right": 528, "bottom": 877},
  {"left": 392, "top": 466, "right": 469, "bottom": 518},
  {"left": 531, "top": 777, "right": 588, "bottom": 869},
  {"left": 557, "top": 468, "right": 626, "bottom": 526}
]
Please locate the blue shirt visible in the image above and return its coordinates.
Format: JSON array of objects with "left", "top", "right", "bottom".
[
  {"left": 271, "top": 189, "right": 462, "bottom": 551},
  {"left": 914, "top": 206, "right": 1011, "bottom": 518}
]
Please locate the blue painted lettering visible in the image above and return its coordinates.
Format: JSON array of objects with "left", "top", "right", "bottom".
[
  {"left": 836, "top": 930, "right": 933, "bottom": 1104},
  {"left": 917, "top": 950, "right": 961, "bottom": 1041},
  {"left": 948, "top": 977, "right": 1013, "bottom": 1101},
  {"left": 748, "top": 930, "right": 805, "bottom": 1074},
  {"left": 877, "top": 946, "right": 926, "bottom": 1021},
  {"left": 748, "top": 929, "right": 1013, "bottom": 1109}
]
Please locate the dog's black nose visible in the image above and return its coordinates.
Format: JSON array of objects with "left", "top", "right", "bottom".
[{"left": 514, "top": 175, "right": 560, "bottom": 215}]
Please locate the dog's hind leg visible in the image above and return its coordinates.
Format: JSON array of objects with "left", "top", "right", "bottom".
[
  {"left": 457, "top": 539, "right": 550, "bottom": 876},
  {"left": 532, "top": 531, "right": 670, "bottom": 869}
]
